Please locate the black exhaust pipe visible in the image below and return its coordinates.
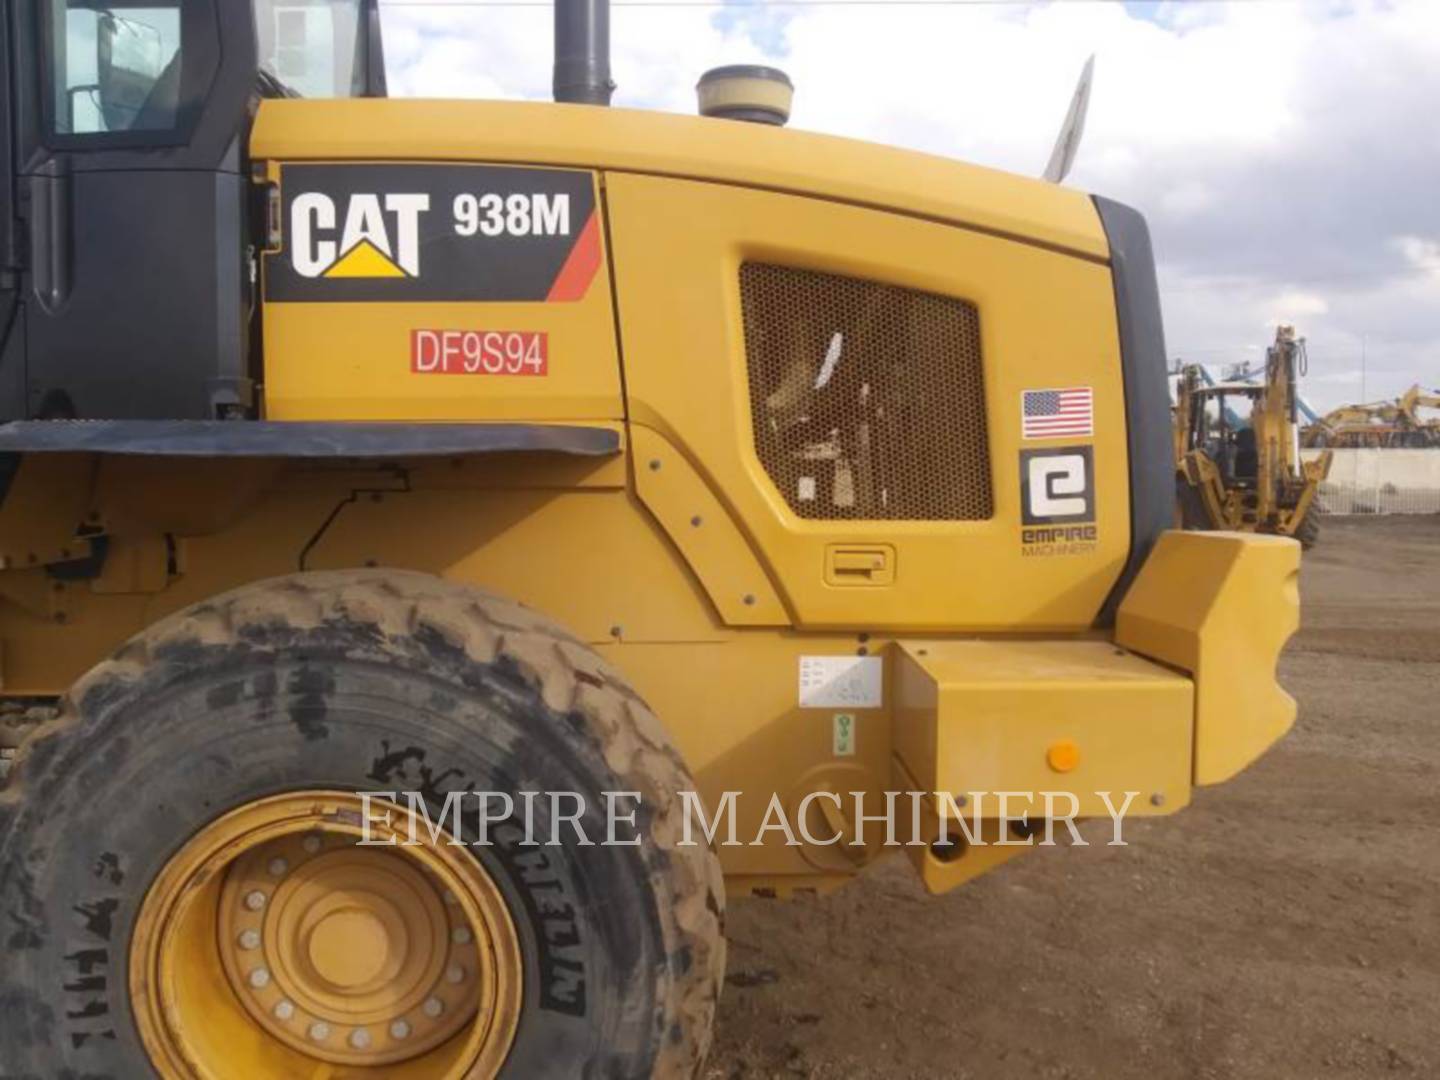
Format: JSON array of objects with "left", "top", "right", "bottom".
[
  {"left": 361, "top": 0, "right": 388, "bottom": 97},
  {"left": 553, "top": 0, "right": 613, "bottom": 105}
]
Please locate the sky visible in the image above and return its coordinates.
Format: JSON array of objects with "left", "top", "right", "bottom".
[{"left": 377, "top": 0, "right": 1440, "bottom": 413}]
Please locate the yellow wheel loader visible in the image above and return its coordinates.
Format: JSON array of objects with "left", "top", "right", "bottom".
[
  {"left": 0, "top": 3, "right": 1300, "bottom": 1076},
  {"left": 1175, "top": 326, "right": 1332, "bottom": 548}
]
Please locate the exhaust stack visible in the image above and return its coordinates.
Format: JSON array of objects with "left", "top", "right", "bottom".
[{"left": 554, "top": 0, "right": 614, "bottom": 105}]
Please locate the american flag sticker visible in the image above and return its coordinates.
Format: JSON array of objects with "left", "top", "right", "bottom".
[{"left": 1022, "top": 387, "right": 1094, "bottom": 440}]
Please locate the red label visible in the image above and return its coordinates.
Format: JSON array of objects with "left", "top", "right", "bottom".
[{"left": 411, "top": 330, "right": 548, "bottom": 375}]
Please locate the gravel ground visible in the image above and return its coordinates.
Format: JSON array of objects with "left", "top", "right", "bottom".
[{"left": 708, "top": 514, "right": 1440, "bottom": 1079}]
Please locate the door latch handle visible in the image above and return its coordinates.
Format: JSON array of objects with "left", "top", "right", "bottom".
[
  {"left": 29, "top": 173, "right": 73, "bottom": 313},
  {"left": 825, "top": 545, "right": 895, "bottom": 586}
]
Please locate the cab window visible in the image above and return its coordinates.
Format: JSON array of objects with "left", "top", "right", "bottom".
[
  {"left": 256, "top": 0, "right": 369, "bottom": 98},
  {"left": 46, "top": 1, "right": 184, "bottom": 135}
]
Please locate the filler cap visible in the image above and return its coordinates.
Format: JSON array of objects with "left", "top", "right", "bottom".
[{"left": 697, "top": 65, "right": 793, "bottom": 126}]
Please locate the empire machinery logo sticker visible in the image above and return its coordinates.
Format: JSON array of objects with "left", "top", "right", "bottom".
[
  {"left": 264, "top": 163, "right": 602, "bottom": 305},
  {"left": 1020, "top": 445, "right": 1098, "bottom": 557}
]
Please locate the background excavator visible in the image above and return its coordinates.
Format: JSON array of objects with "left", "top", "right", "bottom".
[
  {"left": 1175, "top": 325, "right": 1332, "bottom": 547},
  {"left": 1304, "top": 383, "right": 1440, "bottom": 448}
]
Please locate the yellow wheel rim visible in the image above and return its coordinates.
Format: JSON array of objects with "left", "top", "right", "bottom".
[{"left": 131, "top": 791, "right": 522, "bottom": 1079}]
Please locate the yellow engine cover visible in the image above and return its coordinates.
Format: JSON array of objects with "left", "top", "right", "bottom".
[{"left": 251, "top": 100, "right": 1133, "bottom": 634}]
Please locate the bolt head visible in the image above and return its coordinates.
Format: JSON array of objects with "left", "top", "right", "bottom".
[
  {"left": 238, "top": 929, "right": 261, "bottom": 951},
  {"left": 349, "top": 1028, "right": 373, "bottom": 1050},
  {"left": 248, "top": 968, "right": 271, "bottom": 989},
  {"left": 422, "top": 997, "right": 444, "bottom": 1018},
  {"left": 308, "top": 1022, "right": 331, "bottom": 1042},
  {"left": 452, "top": 926, "right": 472, "bottom": 945},
  {"left": 302, "top": 835, "right": 323, "bottom": 854},
  {"left": 267, "top": 857, "right": 289, "bottom": 877},
  {"left": 244, "top": 890, "right": 267, "bottom": 912},
  {"left": 446, "top": 965, "right": 465, "bottom": 984},
  {"left": 274, "top": 1000, "right": 295, "bottom": 1021},
  {"left": 390, "top": 1019, "right": 412, "bottom": 1040}
]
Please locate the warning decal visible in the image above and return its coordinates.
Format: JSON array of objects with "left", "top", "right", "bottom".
[
  {"left": 265, "top": 163, "right": 600, "bottom": 304},
  {"left": 799, "top": 656, "right": 883, "bottom": 709}
]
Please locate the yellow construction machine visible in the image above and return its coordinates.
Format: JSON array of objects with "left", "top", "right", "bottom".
[
  {"left": 0, "top": 3, "right": 1300, "bottom": 1076},
  {"left": 1398, "top": 384, "right": 1440, "bottom": 443},
  {"left": 1304, "top": 382, "right": 1440, "bottom": 448},
  {"left": 1174, "top": 327, "right": 1332, "bottom": 548}
]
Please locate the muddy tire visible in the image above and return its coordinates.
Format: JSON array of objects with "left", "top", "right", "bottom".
[
  {"left": 0, "top": 570, "right": 724, "bottom": 1078},
  {"left": 1293, "top": 508, "right": 1321, "bottom": 549}
]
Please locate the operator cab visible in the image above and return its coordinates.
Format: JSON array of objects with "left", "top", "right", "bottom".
[
  {"left": 1187, "top": 383, "right": 1263, "bottom": 487},
  {"left": 0, "top": 0, "right": 384, "bottom": 422}
]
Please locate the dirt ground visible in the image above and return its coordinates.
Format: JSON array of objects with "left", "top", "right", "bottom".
[{"left": 708, "top": 514, "right": 1440, "bottom": 1079}]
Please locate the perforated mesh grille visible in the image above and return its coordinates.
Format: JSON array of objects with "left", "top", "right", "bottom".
[{"left": 740, "top": 264, "right": 993, "bottom": 521}]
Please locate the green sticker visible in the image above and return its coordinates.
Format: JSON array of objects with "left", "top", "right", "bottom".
[{"left": 833, "top": 713, "right": 856, "bottom": 756}]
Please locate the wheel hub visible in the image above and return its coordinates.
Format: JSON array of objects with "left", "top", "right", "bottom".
[
  {"left": 219, "top": 837, "right": 482, "bottom": 1066},
  {"left": 308, "top": 907, "right": 390, "bottom": 986},
  {"left": 131, "top": 792, "right": 522, "bottom": 1078}
]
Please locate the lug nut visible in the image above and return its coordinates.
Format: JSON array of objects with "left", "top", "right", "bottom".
[
  {"left": 452, "top": 926, "right": 472, "bottom": 945},
  {"left": 274, "top": 1000, "right": 295, "bottom": 1021},
  {"left": 244, "top": 890, "right": 267, "bottom": 912},
  {"left": 267, "top": 857, "right": 289, "bottom": 877},
  {"left": 446, "top": 965, "right": 465, "bottom": 984},
  {"left": 303, "top": 835, "right": 322, "bottom": 854},
  {"left": 349, "top": 1028, "right": 373, "bottom": 1050},
  {"left": 422, "top": 997, "right": 444, "bottom": 1018},
  {"left": 238, "top": 929, "right": 261, "bottom": 950},
  {"left": 249, "top": 968, "right": 271, "bottom": 989},
  {"left": 390, "top": 1019, "right": 412, "bottom": 1040},
  {"left": 308, "top": 1022, "right": 331, "bottom": 1042}
]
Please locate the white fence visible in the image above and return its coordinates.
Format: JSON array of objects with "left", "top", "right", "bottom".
[{"left": 1302, "top": 448, "right": 1440, "bottom": 515}]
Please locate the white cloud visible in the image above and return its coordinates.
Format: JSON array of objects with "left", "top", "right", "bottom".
[
  {"left": 1159, "top": 181, "right": 1217, "bottom": 220},
  {"left": 1394, "top": 235, "right": 1440, "bottom": 277},
  {"left": 1269, "top": 289, "right": 1330, "bottom": 318}
]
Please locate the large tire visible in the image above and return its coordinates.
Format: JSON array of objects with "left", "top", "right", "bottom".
[
  {"left": 0, "top": 571, "right": 724, "bottom": 1078},
  {"left": 1293, "top": 508, "right": 1321, "bottom": 549}
]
